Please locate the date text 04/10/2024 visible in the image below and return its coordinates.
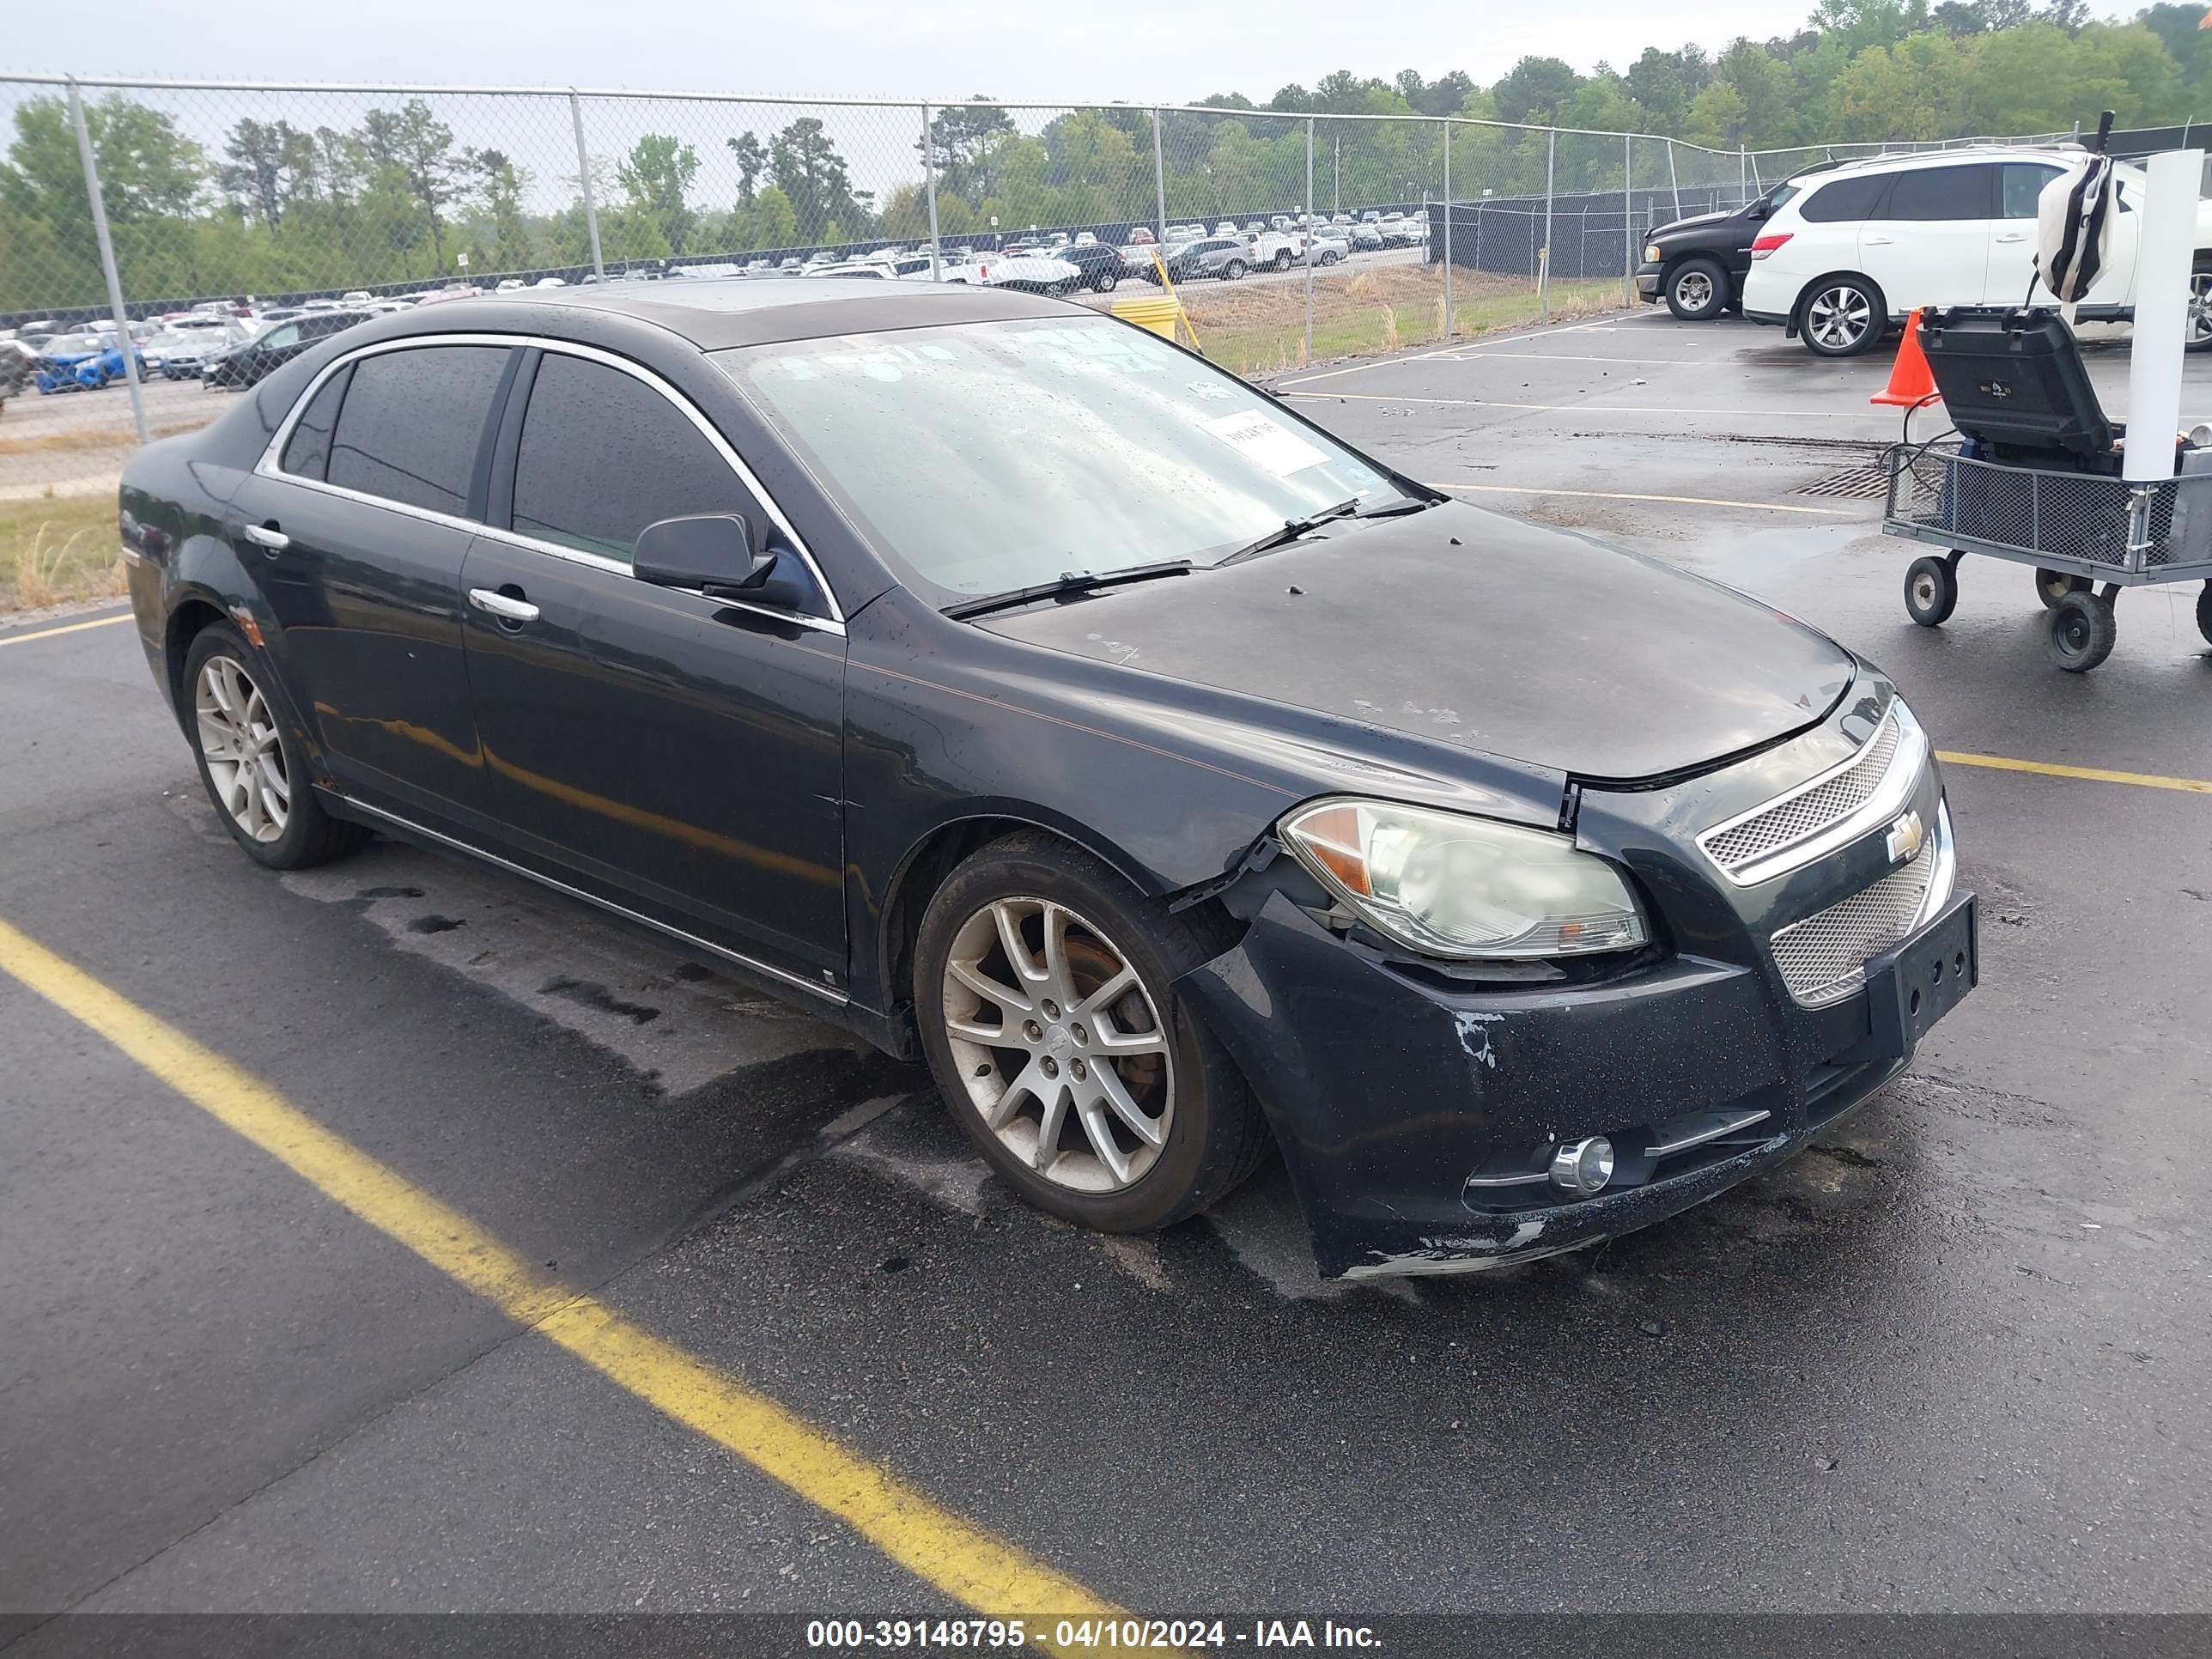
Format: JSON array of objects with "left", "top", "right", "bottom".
[{"left": 803, "top": 1619, "right": 1382, "bottom": 1649}]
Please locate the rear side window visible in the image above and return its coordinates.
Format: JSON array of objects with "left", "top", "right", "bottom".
[
  {"left": 1799, "top": 173, "right": 1891, "bottom": 222},
  {"left": 510, "top": 353, "right": 753, "bottom": 563},
  {"left": 1881, "top": 165, "right": 1995, "bottom": 221},
  {"left": 2002, "top": 163, "right": 2063, "bottom": 219},
  {"left": 278, "top": 364, "right": 350, "bottom": 480},
  {"left": 327, "top": 345, "right": 509, "bottom": 518}
]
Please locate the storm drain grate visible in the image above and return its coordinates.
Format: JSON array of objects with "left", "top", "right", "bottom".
[{"left": 1796, "top": 464, "right": 1892, "bottom": 500}]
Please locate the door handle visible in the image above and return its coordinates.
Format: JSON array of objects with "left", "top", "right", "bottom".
[
  {"left": 1994, "top": 233, "right": 2027, "bottom": 244},
  {"left": 469, "top": 587, "right": 540, "bottom": 623},
  {"left": 1863, "top": 234, "right": 1896, "bottom": 246},
  {"left": 242, "top": 522, "right": 289, "bottom": 551}
]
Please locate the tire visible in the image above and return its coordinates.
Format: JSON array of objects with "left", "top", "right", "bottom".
[
  {"left": 2188, "top": 261, "right": 2212, "bottom": 355},
  {"left": 1665, "top": 257, "right": 1729, "bottom": 322},
  {"left": 2045, "top": 590, "right": 2117, "bottom": 672},
  {"left": 1273, "top": 250, "right": 1293, "bottom": 272},
  {"left": 913, "top": 832, "right": 1270, "bottom": 1233},
  {"left": 1222, "top": 258, "right": 1247, "bottom": 281},
  {"left": 182, "top": 623, "right": 367, "bottom": 870},
  {"left": 1904, "top": 555, "right": 1959, "bottom": 627},
  {"left": 1092, "top": 270, "right": 1117, "bottom": 293},
  {"left": 2035, "top": 567, "right": 2091, "bottom": 610},
  {"left": 2197, "top": 581, "right": 2212, "bottom": 647},
  {"left": 1799, "top": 274, "right": 1886, "bottom": 357}
]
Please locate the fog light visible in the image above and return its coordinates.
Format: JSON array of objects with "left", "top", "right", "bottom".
[{"left": 1549, "top": 1136, "right": 1613, "bottom": 1195}]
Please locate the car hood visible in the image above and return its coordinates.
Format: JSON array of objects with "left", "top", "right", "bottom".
[
  {"left": 975, "top": 501, "right": 1852, "bottom": 785},
  {"left": 1652, "top": 208, "right": 1741, "bottom": 238}
]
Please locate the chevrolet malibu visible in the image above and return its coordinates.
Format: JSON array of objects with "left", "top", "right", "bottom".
[{"left": 117, "top": 281, "right": 1976, "bottom": 1278}]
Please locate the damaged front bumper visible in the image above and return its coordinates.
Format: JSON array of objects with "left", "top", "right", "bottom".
[{"left": 1174, "top": 723, "right": 1974, "bottom": 1279}]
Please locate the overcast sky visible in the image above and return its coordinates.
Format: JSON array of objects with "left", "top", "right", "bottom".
[{"left": 9, "top": 1, "right": 1814, "bottom": 100}]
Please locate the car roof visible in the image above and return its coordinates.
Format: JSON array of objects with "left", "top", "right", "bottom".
[
  {"left": 1814, "top": 143, "right": 2085, "bottom": 179},
  {"left": 360, "top": 276, "right": 1076, "bottom": 350}
]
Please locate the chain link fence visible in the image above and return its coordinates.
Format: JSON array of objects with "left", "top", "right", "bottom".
[{"left": 0, "top": 71, "right": 2162, "bottom": 597}]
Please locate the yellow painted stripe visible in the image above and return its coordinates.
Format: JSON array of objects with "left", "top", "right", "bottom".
[
  {"left": 0, "top": 916, "right": 1126, "bottom": 1649},
  {"left": 0, "top": 611, "right": 131, "bottom": 649},
  {"left": 1438, "top": 482, "right": 1852, "bottom": 519},
  {"left": 1937, "top": 750, "right": 2212, "bottom": 794}
]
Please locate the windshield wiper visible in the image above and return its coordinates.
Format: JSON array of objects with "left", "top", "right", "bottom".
[
  {"left": 1216, "top": 498, "right": 1361, "bottom": 568},
  {"left": 1353, "top": 495, "right": 1440, "bottom": 519},
  {"left": 942, "top": 559, "right": 1193, "bottom": 622}
]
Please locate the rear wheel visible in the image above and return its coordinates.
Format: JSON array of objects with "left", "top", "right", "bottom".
[
  {"left": 183, "top": 623, "right": 367, "bottom": 869},
  {"left": 1273, "top": 249, "right": 1293, "bottom": 272},
  {"left": 2187, "top": 262, "right": 2212, "bottom": 354},
  {"left": 1091, "top": 269, "right": 1117, "bottom": 293},
  {"left": 1222, "top": 258, "right": 1247, "bottom": 281},
  {"left": 2036, "top": 567, "right": 2091, "bottom": 609},
  {"left": 914, "top": 835, "right": 1269, "bottom": 1232},
  {"left": 2197, "top": 581, "right": 2212, "bottom": 646},
  {"left": 1800, "top": 275, "right": 1885, "bottom": 357},
  {"left": 1665, "top": 257, "right": 1729, "bottom": 322}
]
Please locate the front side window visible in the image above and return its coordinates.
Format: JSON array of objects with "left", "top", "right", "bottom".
[
  {"left": 326, "top": 344, "right": 509, "bottom": 517},
  {"left": 1882, "top": 165, "right": 1995, "bottom": 222},
  {"left": 511, "top": 352, "right": 755, "bottom": 563},
  {"left": 258, "top": 325, "right": 301, "bottom": 350},
  {"left": 725, "top": 318, "right": 1402, "bottom": 602}
]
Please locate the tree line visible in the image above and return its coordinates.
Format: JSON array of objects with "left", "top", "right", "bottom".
[{"left": 7, "top": 0, "right": 2212, "bottom": 312}]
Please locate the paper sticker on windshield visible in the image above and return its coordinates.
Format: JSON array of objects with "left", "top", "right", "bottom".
[{"left": 1201, "top": 410, "right": 1325, "bottom": 476}]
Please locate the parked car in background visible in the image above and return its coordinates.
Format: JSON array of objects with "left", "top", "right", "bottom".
[
  {"left": 33, "top": 331, "right": 143, "bottom": 392},
  {"left": 1304, "top": 227, "right": 1350, "bottom": 265},
  {"left": 1741, "top": 144, "right": 2212, "bottom": 356},
  {"left": 0, "top": 338, "right": 33, "bottom": 413},
  {"left": 1146, "top": 238, "right": 1251, "bottom": 283},
  {"left": 1127, "top": 226, "right": 1155, "bottom": 245},
  {"left": 1632, "top": 170, "right": 1838, "bottom": 321},
  {"left": 204, "top": 310, "right": 374, "bottom": 389},
  {"left": 1349, "top": 224, "right": 1384, "bottom": 252},
  {"left": 1045, "top": 241, "right": 1124, "bottom": 292},
  {"left": 148, "top": 321, "right": 252, "bottom": 379},
  {"left": 933, "top": 252, "right": 1085, "bottom": 295}
]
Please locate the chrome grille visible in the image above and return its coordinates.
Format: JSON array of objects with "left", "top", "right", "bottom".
[
  {"left": 1704, "top": 716, "right": 1903, "bottom": 875},
  {"left": 1769, "top": 846, "right": 1936, "bottom": 1007}
]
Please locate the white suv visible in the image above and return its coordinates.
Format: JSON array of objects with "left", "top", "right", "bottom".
[{"left": 1741, "top": 146, "right": 2212, "bottom": 356}]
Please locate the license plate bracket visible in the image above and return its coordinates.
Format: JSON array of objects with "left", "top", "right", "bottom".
[{"left": 1863, "top": 892, "right": 1977, "bottom": 1060}]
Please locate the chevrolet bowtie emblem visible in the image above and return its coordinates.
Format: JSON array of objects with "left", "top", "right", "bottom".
[{"left": 1885, "top": 810, "right": 1925, "bottom": 866}]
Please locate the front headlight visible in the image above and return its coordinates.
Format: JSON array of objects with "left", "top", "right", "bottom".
[
  {"left": 1644, "top": 242, "right": 1663, "bottom": 262},
  {"left": 1280, "top": 798, "right": 1649, "bottom": 960}
]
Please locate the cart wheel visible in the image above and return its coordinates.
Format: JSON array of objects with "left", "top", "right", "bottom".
[
  {"left": 1905, "top": 556, "right": 1959, "bottom": 628},
  {"left": 2035, "top": 568, "right": 2091, "bottom": 610},
  {"left": 2046, "top": 591, "right": 2117, "bottom": 672},
  {"left": 2197, "top": 582, "right": 2212, "bottom": 647}
]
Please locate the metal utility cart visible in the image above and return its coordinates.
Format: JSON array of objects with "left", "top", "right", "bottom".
[{"left": 1884, "top": 438, "right": 2212, "bottom": 672}]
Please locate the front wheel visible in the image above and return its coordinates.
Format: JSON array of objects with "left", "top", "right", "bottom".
[
  {"left": 1092, "top": 270, "right": 1117, "bottom": 293},
  {"left": 2187, "top": 263, "right": 2212, "bottom": 354},
  {"left": 1273, "top": 250, "right": 1293, "bottom": 272},
  {"left": 914, "top": 834, "right": 1270, "bottom": 1232},
  {"left": 183, "top": 623, "right": 368, "bottom": 869},
  {"left": 1800, "top": 276, "right": 1885, "bottom": 357},
  {"left": 1665, "top": 257, "right": 1729, "bottom": 322},
  {"left": 2046, "top": 590, "right": 2117, "bottom": 672},
  {"left": 2197, "top": 581, "right": 2212, "bottom": 647},
  {"left": 1221, "top": 258, "right": 1247, "bottom": 281},
  {"left": 1905, "top": 555, "right": 1959, "bottom": 627}
]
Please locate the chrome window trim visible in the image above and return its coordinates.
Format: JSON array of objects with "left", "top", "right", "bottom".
[
  {"left": 1696, "top": 702, "right": 1929, "bottom": 888},
  {"left": 342, "top": 798, "right": 848, "bottom": 1006},
  {"left": 254, "top": 330, "right": 846, "bottom": 625},
  {"left": 468, "top": 522, "right": 846, "bottom": 637}
]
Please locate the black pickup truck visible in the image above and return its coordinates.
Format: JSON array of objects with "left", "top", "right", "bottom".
[{"left": 1635, "top": 167, "right": 1836, "bottom": 320}]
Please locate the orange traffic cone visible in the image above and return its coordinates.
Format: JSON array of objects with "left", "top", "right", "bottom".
[{"left": 1870, "top": 307, "right": 1938, "bottom": 407}]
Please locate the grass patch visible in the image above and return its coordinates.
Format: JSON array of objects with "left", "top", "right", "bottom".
[
  {"left": 0, "top": 495, "right": 125, "bottom": 614},
  {"left": 1166, "top": 270, "right": 1625, "bottom": 375}
]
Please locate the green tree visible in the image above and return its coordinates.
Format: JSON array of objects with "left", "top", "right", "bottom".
[
  {"left": 770, "top": 117, "right": 864, "bottom": 240},
  {"left": 356, "top": 99, "right": 467, "bottom": 268},
  {"left": 218, "top": 117, "right": 317, "bottom": 229},
  {"left": 726, "top": 130, "right": 767, "bottom": 209},
  {"left": 617, "top": 133, "right": 700, "bottom": 255},
  {"left": 921, "top": 99, "right": 1016, "bottom": 209}
]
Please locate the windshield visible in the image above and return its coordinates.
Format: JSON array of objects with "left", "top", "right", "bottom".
[
  {"left": 1763, "top": 181, "right": 1802, "bottom": 213},
  {"left": 724, "top": 318, "right": 1404, "bottom": 601}
]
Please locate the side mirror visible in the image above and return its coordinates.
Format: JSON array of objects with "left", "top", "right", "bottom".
[
  {"left": 1746, "top": 202, "right": 1768, "bottom": 221},
  {"left": 635, "top": 514, "right": 805, "bottom": 610}
]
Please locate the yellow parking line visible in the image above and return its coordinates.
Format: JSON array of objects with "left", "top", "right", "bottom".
[
  {"left": 1937, "top": 750, "right": 2212, "bottom": 794},
  {"left": 1439, "top": 482, "right": 1852, "bottom": 518},
  {"left": 0, "top": 916, "right": 1125, "bottom": 1649},
  {"left": 0, "top": 612, "right": 131, "bottom": 649}
]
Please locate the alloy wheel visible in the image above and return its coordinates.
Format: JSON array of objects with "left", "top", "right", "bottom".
[
  {"left": 940, "top": 896, "right": 1173, "bottom": 1193},
  {"left": 2189, "top": 272, "right": 2212, "bottom": 346},
  {"left": 194, "top": 655, "right": 290, "bottom": 843},
  {"left": 1674, "top": 270, "right": 1714, "bottom": 313},
  {"left": 1806, "top": 284, "right": 1872, "bottom": 351}
]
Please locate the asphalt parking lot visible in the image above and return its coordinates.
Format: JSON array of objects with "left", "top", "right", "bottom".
[{"left": 3, "top": 305, "right": 2209, "bottom": 1646}]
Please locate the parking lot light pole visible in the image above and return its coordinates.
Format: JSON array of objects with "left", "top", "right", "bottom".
[
  {"left": 68, "top": 78, "right": 149, "bottom": 446},
  {"left": 1442, "top": 121, "right": 1452, "bottom": 342},
  {"left": 1304, "top": 118, "right": 1316, "bottom": 367},
  {"left": 1152, "top": 108, "right": 1168, "bottom": 247},
  {"left": 568, "top": 90, "right": 605, "bottom": 283},
  {"left": 921, "top": 103, "right": 942, "bottom": 280}
]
